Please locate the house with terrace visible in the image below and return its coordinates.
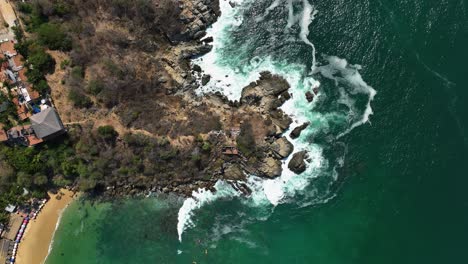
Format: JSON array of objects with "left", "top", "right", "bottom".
[{"left": 2, "top": 106, "right": 65, "bottom": 147}]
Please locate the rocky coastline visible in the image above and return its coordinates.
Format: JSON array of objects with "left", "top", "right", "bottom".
[{"left": 90, "top": 0, "right": 312, "bottom": 200}]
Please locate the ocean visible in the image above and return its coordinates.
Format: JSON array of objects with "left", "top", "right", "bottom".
[{"left": 46, "top": 0, "right": 468, "bottom": 263}]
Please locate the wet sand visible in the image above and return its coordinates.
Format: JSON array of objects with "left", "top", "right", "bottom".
[{"left": 15, "top": 189, "right": 77, "bottom": 264}]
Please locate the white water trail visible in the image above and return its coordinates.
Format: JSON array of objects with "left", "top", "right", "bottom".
[
  {"left": 256, "top": 0, "right": 283, "bottom": 22},
  {"left": 299, "top": 0, "right": 318, "bottom": 70},
  {"left": 286, "top": 0, "right": 299, "bottom": 29}
]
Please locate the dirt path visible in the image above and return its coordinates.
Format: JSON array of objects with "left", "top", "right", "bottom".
[{"left": 0, "top": 0, "right": 17, "bottom": 40}]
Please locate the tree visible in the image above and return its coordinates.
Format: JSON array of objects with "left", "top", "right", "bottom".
[
  {"left": 0, "top": 161, "right": 15, "bottom": 190},
  {"left": 34, "top": 79, "right": 50, "bottom": 94},
  {"left": 33, "top": 174, "right": 48, "bottom": 186},
  {"left": 17, "top": 171, "right": 33, "bottom": 188},
  {"left": 36, "top": 23, "right": 72, "bottom": 51}
]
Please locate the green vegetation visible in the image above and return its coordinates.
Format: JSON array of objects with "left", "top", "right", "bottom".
[
  {"left": 0, "top": 93, "right": 17, "bottom": 128},
  {"left": 0, "top": 139, "right": 76, "bottom": 223},
  {"left": 37, "top": 23, "right": 72, "bottom": 51},
  {"left": 68, "top": 88, "right": 93, "bottom": 108},
  {"left": 97, "top": 125, "right": 118, "bottom": 140},
  {"left": 87, "top": 80, "right": 104, "bottom": 95}
]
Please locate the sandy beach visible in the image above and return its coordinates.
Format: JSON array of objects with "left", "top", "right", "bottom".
[{"left": 15, "top": 189, "right": 77, "bottom": 264}]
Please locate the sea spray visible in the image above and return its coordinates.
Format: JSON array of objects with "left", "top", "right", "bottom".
[{"left": 178, "top": 0, "right": 376, "bottom": 242}]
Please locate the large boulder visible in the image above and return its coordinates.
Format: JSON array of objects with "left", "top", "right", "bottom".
[
  {"left": 290, "top": 122, "right": 310, "bottom": 139},
  {"left": 271, "top": 137, "right": 294, "bottom": 158},
  {"left": 223, "top": 164, "right": 246, "bottom": 181},
  {"left": 259, "top": 157, "right": 282, "bottom": 178},
  {"left": 288, "top": 151, "right": 308, "bottom": 174}
]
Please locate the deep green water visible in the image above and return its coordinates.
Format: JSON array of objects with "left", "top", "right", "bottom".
[{"left": 46, "top": 0, "right": 468, "bottom": 263}]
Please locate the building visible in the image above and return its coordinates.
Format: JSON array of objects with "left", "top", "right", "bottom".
[
  {"left": 222, "top": 146, "right": 239, "bottom": 156},
  {"left": 29, "top": 107, "right": 66, "bottom": 140},
  {"left": 3, "top": 205, "right": 15, "bottom": 214},
  {"left": 6, "top": 124, "right": 42, "bottom": 146}
]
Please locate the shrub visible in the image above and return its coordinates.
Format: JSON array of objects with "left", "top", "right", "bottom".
[
  {"left": 60, "top": 59, "right": 70, "bottom": 69},
  {"left": 71, "top": 66, "right": 84, "bottom": 79},
  {"left": 18, "top": 3, "right": 33, "bottom": 14},
  {"left": 97, "top": 125, "right": 118, "bottom": 140},
  {"left": 201, "top": 142, "right": 211, "bottom": 153},
  {"left": 68, "top": 89, "right": 93, "bottom": 108},
  {"left": 87, "top": 79, "right": 103, "bottom": 95}
]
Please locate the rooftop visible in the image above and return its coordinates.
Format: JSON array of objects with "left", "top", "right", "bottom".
[{"left": 30, "top": 107, "right": 65, "bottom": 139}]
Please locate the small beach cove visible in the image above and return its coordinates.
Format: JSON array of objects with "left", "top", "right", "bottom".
[{"left": 15, "top": 189, "right": 76, "bottom": 264}]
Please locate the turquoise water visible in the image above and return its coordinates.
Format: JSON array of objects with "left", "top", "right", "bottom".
[{"left": 47, "top": 0, "right": 468, "bottom": 263}]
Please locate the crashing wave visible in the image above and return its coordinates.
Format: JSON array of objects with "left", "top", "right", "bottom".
[{"left": 178, "top": 0, "right": 376, "bottom": 242}]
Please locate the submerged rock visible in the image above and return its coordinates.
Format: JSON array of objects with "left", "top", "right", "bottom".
[
  {"left": 305, "top": 91, "right": 314, "bottom": 102},
  {"left": 288, "top": 151, "right": 308, "bottom": 174}
]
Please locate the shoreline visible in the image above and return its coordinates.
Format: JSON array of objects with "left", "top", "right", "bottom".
[{"left": 15, "top": 189, "right": 78, "bottom": 264}]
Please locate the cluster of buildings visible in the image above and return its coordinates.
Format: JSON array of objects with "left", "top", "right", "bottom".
[
  {"left": 0, "top": 198, "right": 48, "bottom": 263},
  {"left": 0, "top": 39, "right": 65, "bottom": 147}
]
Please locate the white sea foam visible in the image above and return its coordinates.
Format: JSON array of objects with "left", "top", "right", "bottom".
[
  {"left": 178, "top": 0, "right": 376, "bottom": 242},
  {"left": 316, "top": 56, "right": 377, "bottom": 138},
  {"left": 177, "top": 181, "right": 240, "bottom": 242}
]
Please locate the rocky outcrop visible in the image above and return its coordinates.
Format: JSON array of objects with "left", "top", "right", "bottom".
[
  {"left": 259, "top": 157, "right": 283, "bottom": 178},
  {"left": 288, "top": 151, "right": 308, "bottom": 174},
  {"left": 177, "top": 0, "right": 220, "bottom": 41},
  {"left": 271, "top": 137, "right": 294, "bottom": 158},
  {"left": 290, "top": 122, "right": 309, "bottom": 139},
  {"left": 223, "top": 163, "right": 246, "bottom": 181},
  {"left": 201, "top": 74, "right": 211, "bottom": 85}
]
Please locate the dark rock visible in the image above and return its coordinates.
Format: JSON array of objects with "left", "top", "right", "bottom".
[
  {"left": 290, "top": 122, "right": 310, "bottom": 139},
  {"left": 193, "top": 64, "right": 202, "bottom": 72},
  {"left": 202, "top": 36, "right": 214, "bottom": 43},
  {"left": 229, "top": 1, "right": 236, "bottom": 8},
  {"left": 201, "top": 74, "right": 211, "bottom": 86},
  {"left": 288, "top": 151, "right": 308, "bottom": 174},
  {"left": 305, "top": 91, "right": 314, "bottom": 102},
  {"left": 193, "top": 30, "right": 207, "bottom": 40}
]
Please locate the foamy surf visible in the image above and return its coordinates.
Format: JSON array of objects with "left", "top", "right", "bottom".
[{"left": 178, "top": 0, "right": 376, "bottom": 243}]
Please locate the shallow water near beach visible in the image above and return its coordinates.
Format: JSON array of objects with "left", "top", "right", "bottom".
[{"left": 46, "top": 0, "right": 468, "bottom": 263}]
